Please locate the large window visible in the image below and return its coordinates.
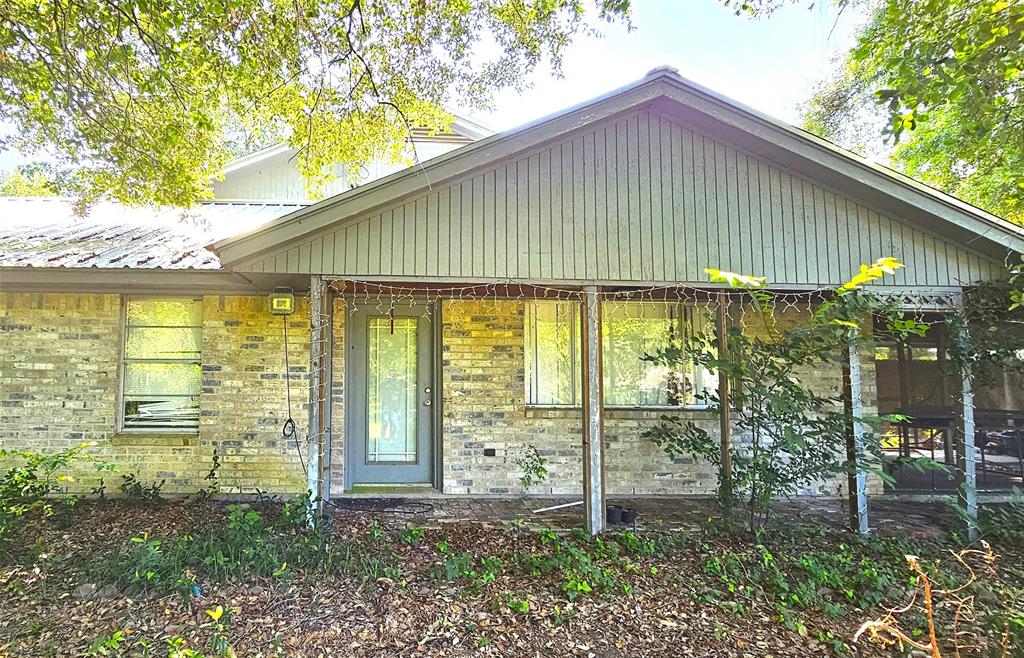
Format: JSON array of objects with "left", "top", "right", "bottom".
[
  {"left": 524, "top": 300, "right": 715, "bottom": 407},
  {"left": 120, "top": 297, "right": 203, "bottom": 432}
]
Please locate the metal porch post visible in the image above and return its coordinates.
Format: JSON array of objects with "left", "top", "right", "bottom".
[
  {"left": 716, "top": 292, "right": 732, "bottom": 506},
  {"left": 959, "top": 341, "right": 979, "bottom": 541},
  {"left": 847, "top": 338, "right": 870, "bottom": 535},
  {"left": 307, "top": 275, "right": 332, "bottom": 512},
  {"left": 581, "top": 286, "right": 606, "bottom": 534}
]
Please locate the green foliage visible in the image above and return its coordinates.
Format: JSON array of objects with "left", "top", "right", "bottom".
[
  {"left": 89, "top": 502, "right": 396, "bottom": 597},
  {"left": 399, "top": 524, "right": 425, "bottom": 545},
  {"left": 0, "top": 1, "right": 630, "bottom": 207},
  {"left": 514, "top": 444, "right": 549, "bottom": 491},
  {"left": 804, "top": 0, "right": 1024, "bottom": 224},
  {"left": 644, "top": 259, "right": 926, "bottom": 531},
  {"left": 0, "top": 442, "right": 106, "bottom": 558},
  {"left": 89, "top": 605, "right": 237, "bottom": 657},
  {"left": 119, "top": 473, "right": 164, "bottom": 505},
  {"left": 979, "top": 488, "right": 1024, "bottom": 544},
  {"left": 502, "top": 594, "right": 530, "bottom": 614},
  {"left": 0, "top": 165, "right": 60, "bottom": 197}
]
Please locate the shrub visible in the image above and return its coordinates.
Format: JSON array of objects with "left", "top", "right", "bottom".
[
  {"left": 119, "top": 473, "right": 164, "bottom": 505},
  {"left": 0, "top": 442, "right": 104, "bottom": 558}
]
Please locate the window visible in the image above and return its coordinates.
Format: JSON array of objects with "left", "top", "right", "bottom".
[
  {"left": 525, "top": 301, "right": 581, "bottom": 405},
  {"left": 524, "top": 300, "right": 715, "bottom": 408},
  {"left": 120, "top": 297, "right": 203, "bottom": 432},
  {"left": 603, "top": 302, "right": 714, "bottom": 407}
]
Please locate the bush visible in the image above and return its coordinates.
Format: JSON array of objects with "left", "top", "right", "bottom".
[
  {"left": 980, "top": 487, "right": 1024, "bottom": 545},
  {"left": 0, "top": 442, "right": 104, "bottom": 559}
]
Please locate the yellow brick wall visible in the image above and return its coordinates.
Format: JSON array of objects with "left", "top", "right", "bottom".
[
  {"left": 439, "top": 299, "right": 879, "bottom": 496},
  {"left": 1, "top": 292, "right": 876, "bottom": 498},
  {"left": 0, "top": 292, "right": 329, "bottom": 496},
  {"left": 441, "top": 299, "right": 724, "bottom": 495}
]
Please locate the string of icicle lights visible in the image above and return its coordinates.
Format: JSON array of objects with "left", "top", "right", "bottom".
[{"left": 322, "top": 277, "right": 962, "bottom": 330}]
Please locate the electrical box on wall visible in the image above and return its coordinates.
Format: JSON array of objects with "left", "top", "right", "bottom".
[{"left": 269, "top": 290, "right": 295, "bottom": 316}]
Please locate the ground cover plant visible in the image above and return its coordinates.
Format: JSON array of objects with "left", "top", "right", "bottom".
[{"left": 1, "top": 493, "right": 1022, "bottom": 657}]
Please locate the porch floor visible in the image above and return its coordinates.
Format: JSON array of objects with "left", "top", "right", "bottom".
[{"left": 327, "top": 495, "right": 961, "bottom": 537}]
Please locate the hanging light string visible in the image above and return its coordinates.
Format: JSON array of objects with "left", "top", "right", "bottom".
[{"left": 321, "top": 276, "right": 962, "bottom": 333}]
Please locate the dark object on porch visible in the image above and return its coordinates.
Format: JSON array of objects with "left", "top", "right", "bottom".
[
  {"left": 620, "top": 507, "right": 638, "bottom": 525},
  {"left": 606, "top": 505, "right": 622, "bottom": 524}
]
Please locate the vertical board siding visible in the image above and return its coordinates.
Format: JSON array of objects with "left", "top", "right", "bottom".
[{"left": 240, "top": 109, "right": 1002, "bottom": 287}]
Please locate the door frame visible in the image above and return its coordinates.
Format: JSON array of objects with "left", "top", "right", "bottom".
[{"left": 342, "top": 297, "right": 443, "bottom": 491}]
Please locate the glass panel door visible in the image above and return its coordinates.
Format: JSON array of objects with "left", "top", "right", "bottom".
[
  {"left": 367, "top": 317, "right": 418, "bottom": 463},
  {"left": 346, "top": 304, "right": 433, "bottom": 487}
]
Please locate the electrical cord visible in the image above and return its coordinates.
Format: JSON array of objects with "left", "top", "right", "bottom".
[{"left": 281, "top": 314, "right": 306, "bottom": 476}]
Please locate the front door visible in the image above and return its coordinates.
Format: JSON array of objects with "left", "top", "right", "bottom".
[{"left": 346, "top": 304, "right": 434, "bottom": 486}]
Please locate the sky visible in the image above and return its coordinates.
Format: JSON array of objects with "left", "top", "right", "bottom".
[
  {"left": 477, "top": 0, "right": 863, "bottom": 133},
  {"left": 0, "top": 1, "right": 865, "bottom": 170}
]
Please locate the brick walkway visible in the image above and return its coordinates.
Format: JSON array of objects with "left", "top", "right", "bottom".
[{"left": 328, "top": 495, "right": 961, "bottom": 537}]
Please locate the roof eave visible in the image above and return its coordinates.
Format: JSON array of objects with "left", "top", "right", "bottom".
[{"left": 212, "top": 70, "right": 1024, "bottom": 268}]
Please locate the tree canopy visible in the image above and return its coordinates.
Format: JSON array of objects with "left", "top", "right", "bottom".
[
  {"left": 804, "top": 0, "right": 1024, "bottom": 225},
  {"left": 0, "top": 1, "right": 630, "bottom": 207}
]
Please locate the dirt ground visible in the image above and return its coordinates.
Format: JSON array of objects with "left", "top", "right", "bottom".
[{"left": 0, "top": 498, "right": 1017, "bottom": 658}]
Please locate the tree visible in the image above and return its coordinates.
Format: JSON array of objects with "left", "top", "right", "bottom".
[
  {"left": 0, "top": 162, "right": 79, "bottom": 197},
  {"left": 0, "top": 1, "right": 630, "bottom": 207},
  {"left": 803, "top": 0, "right": 1024, "bottom": 224},
  {"left": 643, "top": 259, "right": 925, "bottom": 532}
]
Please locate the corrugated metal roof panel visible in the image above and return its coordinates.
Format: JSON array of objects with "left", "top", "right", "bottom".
[{"left": 0, "top": 197, "right": 306, "bottom": 269}]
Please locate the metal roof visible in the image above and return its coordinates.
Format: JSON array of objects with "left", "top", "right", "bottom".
[{"left": 0, "top": 197, "right": 306, "bottom": 269}]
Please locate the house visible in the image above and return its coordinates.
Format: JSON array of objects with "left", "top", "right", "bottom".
[{"left": 2, "top": 66, "right": 1022, "bottom": 533}]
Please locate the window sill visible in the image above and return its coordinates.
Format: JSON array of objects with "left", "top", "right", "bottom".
[
  {"left": 524, "top": 404, "right": 716, "bottom": 419},
  {"left": 524, "top": 404, "right": 714, "bottom": 412},
  {"left": 110, "top": 433, "right": 198, "bottom": 447}
]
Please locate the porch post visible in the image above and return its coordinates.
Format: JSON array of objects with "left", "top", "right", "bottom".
[
  {"left": 716, "top": 292, "right": 732, "bottom": 506},
  {"left": 581, "top": 286, "right": 606, "bottom": 534},
  {"left": 958, "top": 332, "right": 979, "bottom": 540},
  {"left": 307, "top": 275, "right": 332, "bottom": 512},
  {"left": 846, "top": 337, "right": 870, "bottom": 535}
]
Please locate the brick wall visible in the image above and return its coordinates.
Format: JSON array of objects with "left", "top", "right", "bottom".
[
  {"left": 0, "top": 292, "right": 324, "bottom": 496},
  {"left": 1, "top": 292, "right": 877, "bottom": 499},
  {"left": 441, "top": 300, "right": 725, "bottom": 495},
  {"left": 439, "top": 299, "right": 878, "bottom": 497},
  {"left": 198, "top": 295, "right": 309, "bottom": 495}
]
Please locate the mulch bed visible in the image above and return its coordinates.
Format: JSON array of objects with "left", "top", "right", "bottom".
[{"left": 0, "top": 500, "right": 1004, "bottom": 657}]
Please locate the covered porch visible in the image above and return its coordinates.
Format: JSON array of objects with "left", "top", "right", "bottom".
[{"left": 299, "top": 277, "right": 991, "bottom": 536}]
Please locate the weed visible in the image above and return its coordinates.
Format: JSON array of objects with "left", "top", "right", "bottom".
[
  {"left": 503, "top": 594, "right": 530, "bottom": 614},
  {"left": 0, "top": 442, "right": 106, "bottom": 557},
  {"left": 195, "top": 451, "right": 221, "bottom": 502},
  {"left": 86, "top": 630, "right": 126, "bottom": 656},
  {"left": 399, "top": 525, "right": 425, "bottom": 545},
  {"left": 119, "top": 474, "right": 164, "bottom": 505},
  {"left": 514, "top": 444, "right": 548, "bottom": 491}
]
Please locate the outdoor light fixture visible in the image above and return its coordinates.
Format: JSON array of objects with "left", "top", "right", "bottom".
[{"left": 268, "top": 288, "right": 295, "bottom": 316}]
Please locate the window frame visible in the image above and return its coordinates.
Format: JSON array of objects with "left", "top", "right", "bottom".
[
  {"left": 116, "top": 295, "right": 203, "bottom": 435},
  {"left": 523, "top": 300, "right": 716, "bottom": 411}
]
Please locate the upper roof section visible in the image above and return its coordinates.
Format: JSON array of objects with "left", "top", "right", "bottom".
[
  {"left": 0, "top": 197, "right": 305, "bottom": 269},
  {"left": 211, "top": 66, "right": 1024, "bottom": 287},
  {"left": 213, "top": 113, "right": 492, "bottom": 203}
]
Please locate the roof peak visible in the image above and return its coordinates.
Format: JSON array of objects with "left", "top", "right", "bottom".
[{"left": 645, "top": 64, "right": 680, "bottom": 77}]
